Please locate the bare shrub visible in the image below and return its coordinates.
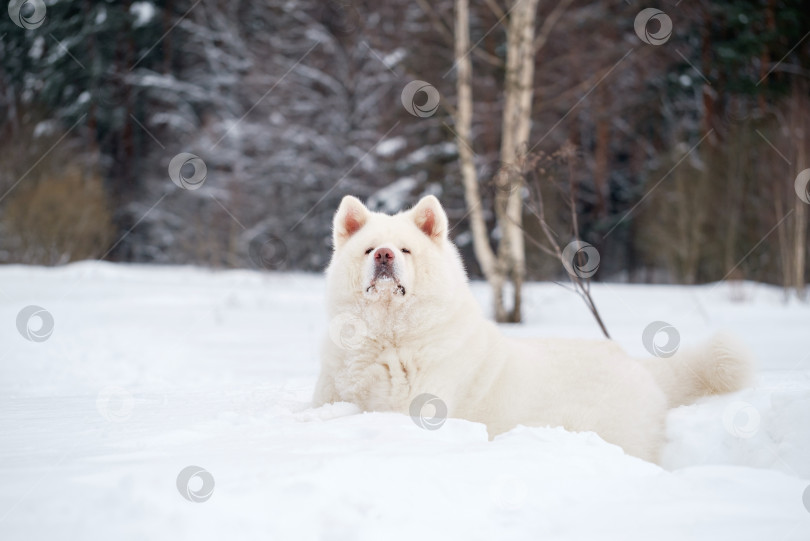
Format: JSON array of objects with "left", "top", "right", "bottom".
[{"left": 1, "top": 166, "right": 115, "bottom": 265}]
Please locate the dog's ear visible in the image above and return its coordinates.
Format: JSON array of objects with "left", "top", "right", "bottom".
[
  {"left": 410, "top": 195, "right": 448, "bottom": 242},
  {"left": 333, "top": 195, "right": 369, "bottom": 248}
]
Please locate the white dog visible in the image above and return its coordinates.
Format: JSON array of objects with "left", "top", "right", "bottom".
[{"left": 314, "top": 195, "right": 753, "bottom": 462}]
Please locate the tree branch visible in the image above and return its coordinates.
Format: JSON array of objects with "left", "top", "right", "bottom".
[
  {"left": 534, "top": 0, "right": 575, "bottom": 53},
  {"left": 416, "top": 0, "right": 503, "bottom": 67}
]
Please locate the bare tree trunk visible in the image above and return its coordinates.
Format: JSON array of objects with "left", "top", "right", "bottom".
[
  {"left": 774, "top": 177, "right": 792, "bottom": 299},
  {"left": 498, "top": 0, "right": 540, "bottom": 322},
  {"left": 453, "top": 0, "right": 504, "bottom": 318},
  {"left": 163, "top": 0, "right": 174, "bottom": 74},
  {"left": 593, "top": 87, "right": 609, "bottom": 219},
  {"left": 700, "top": 7, "right": 716, "bottom": 139},
  {"left": 794, "top": 185, "right": 807, "bottom": 299},
  {"left": 792, "top": 81, "right": 807, "bottom": 300},
  {"left": 83, "top": 0, "right": 101, "bottom": 172},
  {"left": 123, "top": 0, "right": 135, "bottom": 194},
  {"left": 451, "top": 0, "right": 551, "bottom": 322}
]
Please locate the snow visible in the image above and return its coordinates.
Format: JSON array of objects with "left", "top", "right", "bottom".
[
  {"left": 27, "top": 36, "right": 44, "bottom": 61},
  {"left": 382, "top": 48, "right": 407, "bottom": 68},
  {"left": 95, "top": 7, "right": 107, "bottom": 25},
  {"left": 130, "top": 2, "right": 156, "bottom": 28},
  {"left": 367, "top": 177, "right": 418, "bottom": 213},
  {"left": 0, "top": 262, "right": 808, "bottom": 540},
  {"left": 404, "top": 142, "right": 458, "bottom": 164},
  {"left": 374, "top": 136, "right": 407, "bottom": 157},
  {"left": 32, "top": 119, "right": 58, "bottom": 138}
]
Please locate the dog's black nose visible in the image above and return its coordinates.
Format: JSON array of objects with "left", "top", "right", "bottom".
[{"left": 374, "top": 247, "right": 395, "bottom": 265}]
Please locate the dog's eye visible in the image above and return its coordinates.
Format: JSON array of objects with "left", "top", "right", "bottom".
[
  {"left": 401, "top": 248, "right": 410, "bottom": 254},
  {"left": 365, "top": 248, "right": 374, "bottom": 255}
]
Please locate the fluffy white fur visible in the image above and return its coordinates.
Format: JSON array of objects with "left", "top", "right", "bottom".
[{"left": 314, "top": 195, "right": 754, "bottom": 462}]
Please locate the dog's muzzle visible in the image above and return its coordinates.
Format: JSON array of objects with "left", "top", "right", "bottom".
[{"left": 366, "top": 247, "right": 406, "bottom": 295}]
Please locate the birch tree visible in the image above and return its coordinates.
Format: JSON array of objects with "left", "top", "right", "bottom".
[{"left": 452, "top": 0, "right": 542, "bottom": 322}]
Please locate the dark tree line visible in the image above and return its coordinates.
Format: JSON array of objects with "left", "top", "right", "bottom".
[{"left": 0, "top": 0, "right": 808, "bottom": 296}]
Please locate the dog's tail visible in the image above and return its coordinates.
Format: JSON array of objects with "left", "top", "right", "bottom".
[{"left": 638, "top": 332, "right": 754, "bottom": 408}]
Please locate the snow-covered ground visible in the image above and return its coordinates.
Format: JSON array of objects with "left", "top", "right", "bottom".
[{"left": 1, "top": 262, "right": 808, "bottom": 540}]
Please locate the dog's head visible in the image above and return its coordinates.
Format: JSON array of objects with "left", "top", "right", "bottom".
[{"left": 326, "top": 195, "right": 467, "bottom": 314}]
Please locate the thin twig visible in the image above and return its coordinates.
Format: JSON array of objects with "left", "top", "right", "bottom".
[{"left": 521, "top": 155, "right": 612, "bottom": 339}]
